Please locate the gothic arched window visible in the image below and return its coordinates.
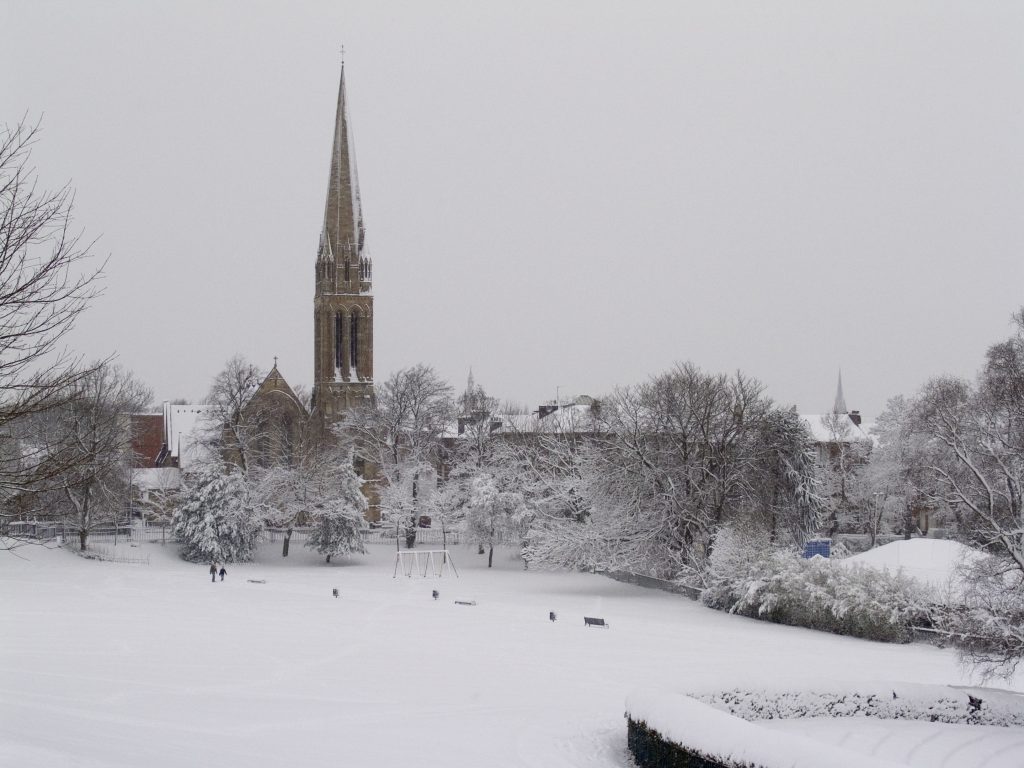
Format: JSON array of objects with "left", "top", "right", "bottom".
[
  {"left": 334, "top": 311, "right": 344, "bottom": 370},
  {"left": 350, "top": 310, "right": 359, "bottom": 372}
]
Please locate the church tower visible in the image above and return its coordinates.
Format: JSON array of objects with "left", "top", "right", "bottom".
[{"left": 312, "top": 62, "right": 374, "bottom": 420}]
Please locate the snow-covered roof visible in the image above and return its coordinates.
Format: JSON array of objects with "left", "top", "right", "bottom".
[
  {"left": 129, "top": 467, "right": 181, "bottom": 491},
  {"left": 798, "top": 413, "right": 873, "bottom": 444},
  {"left": 162, "top": 403, "right": 217, "bottom": 469}
]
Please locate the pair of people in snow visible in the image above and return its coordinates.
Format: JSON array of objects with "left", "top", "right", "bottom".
[{"left": 209, "top": 564, "right": 226, "bottom": 582}]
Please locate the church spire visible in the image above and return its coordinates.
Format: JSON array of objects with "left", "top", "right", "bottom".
[
  {"left": 321, "top": 61, "right": 365, "bottom": 266},
  {"left": 833, "top": 369, "right": 848, "bottom": 414}
]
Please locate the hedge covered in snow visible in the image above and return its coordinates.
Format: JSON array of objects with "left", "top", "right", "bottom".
[
  {"left": 625, "top": 691, "right": 902, "bottom": 768},
  {"left": 626, "top": 683, "right": 1024, "bottom": 768},
  {"left": 700, "top": 529, "right": 934, "bottom": 642},
  {"left": 690, "top": 682, "right": 1024, "bottom": 728}
]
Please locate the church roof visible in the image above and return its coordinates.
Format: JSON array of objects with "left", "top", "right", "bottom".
[
  {"left": 799, "top": 413, "right": 874, "bottom": 444},
  {"left": 247, "top": 363, "right": 307, "bottom": 415},
  {"left": 321, "top": 62, "right": 365, "bottom": 263}
]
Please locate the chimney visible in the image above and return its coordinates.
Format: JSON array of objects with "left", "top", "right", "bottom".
[{"left": 849, "top": 410, "right": 862, "bottom": 426}]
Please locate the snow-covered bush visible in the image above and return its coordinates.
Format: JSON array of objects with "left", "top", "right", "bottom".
[
  {"left": 702, "top": 531, "right": 934, "bottom": 642},
  {"left": 172, "top": 463, "right": 262, "bottom": 563},
  {"left": 690, "top": 682, "right": 1024, "bottom": 728},
  {"left": 940, "top": 553, "right": 1024, "bottom": 680}
]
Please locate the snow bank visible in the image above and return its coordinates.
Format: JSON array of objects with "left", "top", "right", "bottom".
[
  {"left": 841, "top": 539, "right": 981, "bottom": 591},
  {"left": 625, "top": 691, "right": 903, "bottom": 768}
]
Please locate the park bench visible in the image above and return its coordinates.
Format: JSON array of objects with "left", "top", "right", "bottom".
[{"left": 584, "top": 616, "right": 608, "bottom": 628}]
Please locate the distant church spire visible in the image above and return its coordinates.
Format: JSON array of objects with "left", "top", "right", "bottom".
[
  {"left": 321, "top": 60, "right": 365, "bottom": 264},
  {"left": 833, "top": 369, "right": 848, "bottom": 414}
]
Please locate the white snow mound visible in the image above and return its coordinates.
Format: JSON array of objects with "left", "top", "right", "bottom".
[{"left": 842, "top": 538, "right": 982, "bottom": 591}]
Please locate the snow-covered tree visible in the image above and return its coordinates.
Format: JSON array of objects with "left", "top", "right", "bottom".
[
  {"left": 24, "top": 362, "right": 151, "bottom": 550},
  {"left": 339, "top": 364, "right": 453, "bottom": 548},
  {"left": 464, "top": 470, "right": 530, "bottom": 568},
  {"left": 304, "top": 450, "right": 368, "bottom": 563},
  {"left": 421, "top": 469, "right": 467, "bottom": 551},
  {"left": 521, "top": 363, "right": 820, "bottom": 582},
  {"left": 418, "top": 374, "right": 505, "bottom": 552},
  {"left": 172, "top": 462, "right": 262, "bottom": 563},
  {"left": 252, "top": 412, "right": 330, "bottom": 557},
  {"left": 904, "top": 309, "right": 1024, "bottom": 678},
  {"left": 817, "top": 411, "right": 872, "bottom": 537}
]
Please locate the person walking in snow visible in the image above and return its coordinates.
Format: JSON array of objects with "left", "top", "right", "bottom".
[
  {"left": 219, "top": 566, "right": 226, "bottom": 582},
  {"left": 209, "top": 563, "right": 217, "bottom": 583}
]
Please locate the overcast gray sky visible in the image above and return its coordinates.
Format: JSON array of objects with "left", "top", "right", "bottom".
[{"left": 4, "top": 1, "right": 1022, "bottom": 416}]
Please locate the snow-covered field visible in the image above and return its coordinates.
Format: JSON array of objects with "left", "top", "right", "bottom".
[{"left": 3, "top": 540, "right": 1022, "bottom": 768}]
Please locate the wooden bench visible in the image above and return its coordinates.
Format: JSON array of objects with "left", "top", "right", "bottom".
[{"left": 584, "top": 616, "right": 608, "bottom": 628}]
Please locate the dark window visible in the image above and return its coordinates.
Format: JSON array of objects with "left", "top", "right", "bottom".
[
  {"left": 334, "top": 312, "right": 344, "bottom": 369},
  {"left": 350, "top": 312, "right": 359, "bottom": 371}
]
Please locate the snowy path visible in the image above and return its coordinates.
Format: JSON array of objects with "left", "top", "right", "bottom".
[{"left": 2, "top": 541, "right": 1021, "bottom": 767}]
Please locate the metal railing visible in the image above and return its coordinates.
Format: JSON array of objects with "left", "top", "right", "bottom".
[{"left": 361, "top": 528, "right": 462, "bottom": 546}]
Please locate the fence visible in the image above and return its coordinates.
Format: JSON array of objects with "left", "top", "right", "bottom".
[
  {"left": 67, "top": 542, "right": 150, "bottom": 565},
  {"left": 7, "top": 519, "right": 467, "bottom": 551},
  {"left": 361, "top": 528, "right": 462, "bottom": 546}
]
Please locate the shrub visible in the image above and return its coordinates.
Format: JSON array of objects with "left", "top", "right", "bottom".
[{"left": 702, "top": 529, "right": 934, "bottom": 642}]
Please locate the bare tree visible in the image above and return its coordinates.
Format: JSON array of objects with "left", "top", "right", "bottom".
[
  {"left": 339, "top": 364, "right": 453, "bottom": 548},
  {"left": 203, "top": 355, "right": 263, "bottom": 473},
  {"left": 0, "top": 118, "right": 105, "bottom": 526},
  {"left": 28, "top": 362, "right": 152, "bottom": 550}
]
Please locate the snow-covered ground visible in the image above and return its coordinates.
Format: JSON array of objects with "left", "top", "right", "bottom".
[{"left": 2, "top": 540, "right": 1021, "bottom": 768}]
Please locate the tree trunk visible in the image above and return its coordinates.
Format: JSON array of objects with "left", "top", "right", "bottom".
[
  {"left": 79, "top": 529, "right": 87, "bottom": 551},
  {"left": 282, "top": 528, "right": 292, "bottom": 557},
  {"left": 407, "top": 472, "right": 419, "bottom": 549},
  {"left": 326, "top": 553, "right": 331, "bottom": 563},
  {"left": 488, "top": 544, "right": 494, "bottom": 568}
]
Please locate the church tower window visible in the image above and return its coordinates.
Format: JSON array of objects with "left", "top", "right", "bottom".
[
  {"left": 350, "top": 311, "right": 359, "bottom": 372},
  {"left": 334, "top": 312, "right": 344, "bottom": 370}
]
